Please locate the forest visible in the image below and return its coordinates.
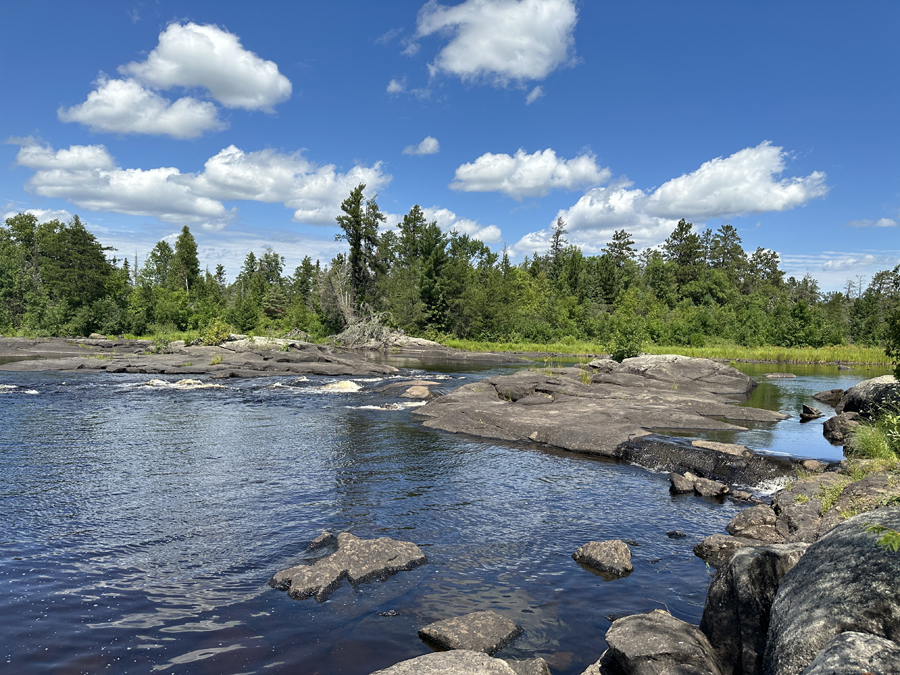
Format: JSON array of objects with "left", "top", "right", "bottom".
[{"left": 1, "top": 184, "right": 899, "bottom": 366}]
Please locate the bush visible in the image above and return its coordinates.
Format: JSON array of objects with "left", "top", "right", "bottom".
[
  {"left": 847, "top": 405, "right": 900, "bottom": 462},
  {"left": 202, "top": 318, "right": 232, "bottom": 346}
]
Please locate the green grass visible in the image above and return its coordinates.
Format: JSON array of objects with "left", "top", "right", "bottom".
[
  {"left": 847, "top": 407, "right": 900, "bottom": 463},
  {"left": 440, "top": 338, "right": 889, "bottom": 365}
]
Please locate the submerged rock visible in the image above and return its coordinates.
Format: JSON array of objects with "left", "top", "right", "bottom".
[
  {"left": 418, "top": 610, "right": 523, "bottom": 655},
  {"left": 572, "top": 540, "right": 633, "bottom": 579},
  {"left": 269, "top": 532, "right": 426, "bottom": 601}
]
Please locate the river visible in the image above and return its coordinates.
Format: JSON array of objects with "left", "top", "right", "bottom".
[{"left": 0, "top": 360, "right": 889, "bottom": 673}]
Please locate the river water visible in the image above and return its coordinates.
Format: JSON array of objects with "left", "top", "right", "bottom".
[{"left": 0, "top": 360, "right": 889, "bottom": 674}]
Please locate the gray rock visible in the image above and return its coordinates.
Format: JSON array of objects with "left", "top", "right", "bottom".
[
  {"left": 503, "top": 657, "right": 551, "bottom": 675},
  {"left": 604, "top": 609, "right": 725, "bottom": 675},
  {"left": 812, "top": 389, "right": 844, "bottom": 407},
  {"left": 836, "top": 374, "right": 900, "bottom": 416},
  {"left": 773, "top": 502, "right": 823, "bottom": 544},
  {"left": 694, "top": 534, "right": 764, "bottom": 569},
  {"left": 694, "top": 477, "right": 729, "bottom": 498},
  {"left": 401, "top": 385, "right": 432, "bottom": 399},
  {"left": 419, "top": 610, "right": 523, "bottom": 655},
  {"left": 726, "top": 505, "right": 784, "bottom": 544},
  {"left": 269, "top": 532, "right": 426, "bottom": 601},
  {"left": 765, "top": 372, "right": 796, "bottom": 379},
  {"left": 799, "top": 405, "right": 822, "bottom": 422},
  {"left": 669, "top": 472, "right": 695, "bottom": 493},
  {"left": 764, "top": 506, "right": 900, "bottom": 675},
  {"left": 822, "top": 412, "right": 861, "bottom": 444},
  {"left": 573, "top": 540, "right": 633, "bottom": 579},
  {"left": 800, "top": 631, "right": 900, "bottom": 675},
  {"left": 371, "top": 649, "right": 518, "bottom": 674},
  {"left": 307, "top": 532, "right": 336, "bottom": 550},
  {"left": 731, "top": 490, "right": 754, "bottom": 502},
  {"left": 700, "top": 544, "right": 808, "bottom": 675}
]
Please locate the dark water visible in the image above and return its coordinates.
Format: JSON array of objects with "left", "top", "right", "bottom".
[{"left": 0, "top": 361, "right": 882, "bottom": 674}]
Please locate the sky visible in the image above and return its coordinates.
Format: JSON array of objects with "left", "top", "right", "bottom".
[{"left": 1, "top": 0, "right": 898, "bottom": 292}]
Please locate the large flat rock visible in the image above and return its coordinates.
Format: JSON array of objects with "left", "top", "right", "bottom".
[
  {"left": 269, "top": 532, "right": 426, "bottom": 601},
  {"left": 414, "top": 355, "right": 792, "bottom": 484},
  {"left": 370, "top": 650, "right": 518, "bottom": 675},
  {"left": 418, "top": 610, "right": 523, "bottom": 655}
]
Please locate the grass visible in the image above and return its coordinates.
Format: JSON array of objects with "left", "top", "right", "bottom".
[
  {"left": 210, "top": 355, "right": 222, "bottom": 365},
  {"left": 847, "top": 406, "right": 900, "bottom": 463},
  {"left": 819, "top": 478, "right": 852, "bottom": 514},
  {"left": 439, "top": 338, "right": 889, "bottom": 365}
]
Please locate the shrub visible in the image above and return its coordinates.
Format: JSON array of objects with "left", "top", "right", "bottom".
[
  {"left": 202, "top": 318, "right": 231, "bottom": 346},
  {"left": 847, "top": 404, "right": 900, "bottom": 462}
]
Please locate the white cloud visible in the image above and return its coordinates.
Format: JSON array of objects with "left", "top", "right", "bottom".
[
  {"left": 402, "top": 136, "right": 440, "bottom": 156},
  {"left": 512, "top": 142, "right": 830, "bottom": 256},
  {"left": 58, "top": 76, "right": 224, "bottom": 139},
  {"left": 821, "top": 254, "right": 895, "bottom": 272},
  {"left": 12, "top": 139, "right": 390, "bottom": 230},
  {"left": 847, "top": 218, "right": 898, "bottom": 228},
  {"left": 451, "top": 148, "right": 609, "bottom": 199},
  {"left": 645, "top": 141, "right": 829, "bottom": 219},
  {"left": 525, "top": 85, "right": 544, "bottom": 104},
  {"left": 422, "top": 206, "right": 502, "bottom": 244},
  {"left": 120, "top": 22, "right": 291, "bottom": 111},
  {"left": 386, "top": 78, "right": 407, "bottom": 93},
  {"left": 2, "top": 206, "right": 74, "bottom": 224},
  {"left": 416, "top": 0, "right": 577, "bottom": 85}
]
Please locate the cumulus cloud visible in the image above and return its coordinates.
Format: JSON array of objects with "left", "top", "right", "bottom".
[
  {"left": 58, "top": 76, "right": 224, "bottom": 139},
  {"left": 847, "top": 218, "right": 898, "bottom": 228},
  {"left": 451, "top": 148, "right": 609, "bottom": 199},
  {"left": 416, "top": 0, "right": 577, "bottom": 85},
  {"left": 386, "top": 78, "right": 407, "bottom": 93},
  {"left": 422, "top": 206, "right": 502, "bottom": 244},
  {"left": 525, "top": 85, "right": 544, "bottom": 104},
  {"left": 512, "top": 142, "right": 830, "bottom": 256},
  {"left": 820, "top": 254, "right": 895, "bottom": 272},
  {"left": 2, "top": 206, "right": 74, "bottom": 224},
  {"left": 645, "top": 141, "right": 828, "bottom": 219},
  {"left": 11, "top": 139, "right": 390, "bottom": 230},
  {"left": 59, "top": 22, "right": 290, "bottom": 138},
  {"left": 403, "top": 136, "right": 440, "bottom": 156}
]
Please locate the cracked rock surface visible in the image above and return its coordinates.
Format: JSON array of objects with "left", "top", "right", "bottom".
[
  {"left": 418, "top": 610, "right": 524, "bottom": 655},
  {"left": 269, "top": 532, "right": 426, "bottom": 601}
]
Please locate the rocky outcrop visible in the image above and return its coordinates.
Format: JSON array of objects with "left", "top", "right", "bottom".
[
  {"left": 725, "top": 505, "right": 783, "bottom": 543},
  {"left": 800, "top": 632, "right": 900, "bottom": 675},
  {"left": 835, "top": 374, "right": 900, "bottom": 416},
  {"left": 822, "top": 411, "right": 861, "bottom": 445},
  {"left": 415, "top": 356, "right": 793, "bottom": 483},
  {"left": 694, "top": 534, "right": 766, "bottom": 569},
  {"left": 418, "top": 610, "right": 523, "bottom": 655},
  {"left": 600, "top": 609, "right": 725, "bottom": 675},
  {"left": 812, "top": 388, "right": 843, "bottom": 407},
  {"left": 572, "top": 540, "right": 633, "bottom": 579},
  {"left": 764, "top": 506, "right": 900, "bottom": 675},
  {"left": 699, "top": 544, "right": 808, "bottom": 675},
  {"left": 269, "top": 533, "right": 426, "bottom": 601},
  {"left": 371, "top": 650, "right": 519, "bottom": 674}
]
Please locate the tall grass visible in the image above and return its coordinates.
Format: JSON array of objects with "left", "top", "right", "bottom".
[{"left": 847, "top": 406, "right": 900, "bottom": 462}]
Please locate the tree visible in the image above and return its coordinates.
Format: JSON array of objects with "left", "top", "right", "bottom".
[
  {"left": 708, "top": 224, "right": 746, "bottom": 283},
  {"left": 172, "top": 226, "right": 200, "bottom": 292},
  {"left": 603, "top": 229, "right": 636, "bottom": 267},
  {"left": 335, "top": 184, "right": 385, "bottom": 309},
  {"left": 662, "top": 219, "right": 703, "bottom": 289}
]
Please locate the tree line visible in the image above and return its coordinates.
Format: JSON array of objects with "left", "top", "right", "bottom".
[{"left": 1, "top": 184, "right": 898, "bottom": 357}]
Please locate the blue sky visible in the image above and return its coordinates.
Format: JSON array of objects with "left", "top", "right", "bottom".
[{"left": 1, "top": 1, "right": 897, "bottom": 291}]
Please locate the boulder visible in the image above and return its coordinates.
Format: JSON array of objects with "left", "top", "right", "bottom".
[
  {"left": 371, "top": 650, "right": 518, "bottom": 674},
  {"left": 307, "top": 532, "right": 336, "bottom": 550},
  {"left": 503, "top": 658, "right": 551, "bottom": 675},
  {"left": 812, "top": 389, "right": 844, "bottom": 407},
  {"left": 401, "top": 385, "right": 432, "bottom": 399},
  {"left": 573, "top": 540, "right": 633, "bottom": 579},
  {"left": 836, "top": 374, "right": 900, "bottom": 416},
  {"left": 669, "top": 472, "right": 695, "bottom": 493},
  {"left": 700, "top": 544, "right": 808, "bottom": 675},
  {"left": 822, "top": 412, "right": 861, "bottom": 445},
  {"left": 418, "top": 610, "right": 523, "bottom": 655},
  {"left": 773, "top": 503, "right": 823, "bottom": 544},
  {"left": 725, "top": 505, "right": 784, "bottom": 544},
  {"left": 798, "top": 405, "right": 822, "bottom": 422},
  {"left": 764, "top": 506, "right": 900, "bottom": 675},
  {"left": 603, "top": 609, "right": 725, "bottom": 675},
  {"left": 693, "top": 477, "right": 729, "bottom": 498},
  {"left": 694, "top": 534, "right": 764, "bottom": 569},
  {"left": 800, "top": 631, "right": 900, "bottom": 675},
  {"left": 269, "top": 532, "right": 426, "bottom": 601}
]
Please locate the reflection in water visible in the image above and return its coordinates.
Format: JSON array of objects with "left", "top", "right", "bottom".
[{"left": 0, "top": 362, "right": 878, "bottom": 674}]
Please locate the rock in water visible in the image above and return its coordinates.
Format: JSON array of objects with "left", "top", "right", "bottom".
[
  {"left": 370, "top": 650, "right": 518, "bottom": 674},
  {"left": 799, "top": 404, "right": 823, "bottom": 421},
  {"left": 418, "top": 610, "right": 523, "bottom": 655},
  {"left": 693, "top": 477, "right": 730, "bottom": 498},
  {"left": 836, "top": 374, "right": 900, "bottom": 416},
  {"left": 822, "top": 411, "right": 861, "bottom": 445},
  {"left": 572, "top": 540, "right": 633, "bottom": 579},
  {"left": 699, "top": 543, "right": 807, "bottom": 675},
  {"left": 269, "top": 532, "right": 426, "bottom": 601},
  {"left": 669, "top": 472, "right": 695, "bottom": 493},
  {"left": 801, "top": 632, "right": 900, "bottom": 675},
  {"left": 812, "top": 388, "right": 844, "bottom": 407},
  {"left": 694, "top": 534, "right": 764, "bottom": 569},
  {"left": 764, "top": 506, "right": 900, "bottom": 675},
  {"left": 725, "top": 505, "right": 784, "bottom": 544}
]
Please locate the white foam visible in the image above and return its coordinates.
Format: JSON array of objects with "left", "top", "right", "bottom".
[
  {"left": 321, "top": 380, "right": 362, "bottom": 393},
  {"left": 0, "top": 384, "right": 17, "bottom": 392},
  {"left": 143, "top": 379, "right": 225, "bottom": 390}
]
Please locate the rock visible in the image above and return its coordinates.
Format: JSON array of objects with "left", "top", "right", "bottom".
[
  {"left": 699, "top": 543, "right": 808, "bottom": 675},
  {"left": 725, "top": 505, "right": 784, "bottom": 543},
  {"left": 572, "top": 540, "right": 633, "bottom": 579},
  {"left": 694, "top": 534, "right": 764, "bottom": 569},
  {"left": 799, "top": 459, "right": 827, "bottom": 473},
  {"left": 815, "top": 473, "right": 900, "bottom": 537},
  {"left": 691, "top": 440, "right": 750, "bottom": 456},
  {"left": 799, "top": 405, "right": 822, "bottom": 422},
  {"left": 307, "top": 532, "right": 336, "bottom": 550},
  {"left": 269, "top": 532, "right": 426, "bottom": 601},
  {"left": 401, "top": 385, "right": 432, "bottom": 399},
  {"left": 800, "top": 631, "right": 900, "bottom": 675},
  {"left": 371, "top": 650, "right": 518, "bottom": 674},
  {"left": 693, "top": 477, "right": 729, "bottom": 498},
  {"left": 418, "top": 610, "right": 523, "bottom": 655},
  {"left": 667, "top": 530, "right": 687, "bottom": 539},
  {"left": 731, "top": 490, "right": 754, "bottom": 502},
  {"left": 822, "top": 411, "right": 861, "bottom": 444},
  {"left": 765, "top": 372, "right": 796, "bottom": 379},
  {"left": 376, "top": 380, "right": 440, "bottom": 393},
  {"left": 836, "top": 375, "right": 900, "bottom": 416},
  {"left": 764, "top": 506, "right": 900, "bottom": 675},
  {"left": 669, "top": 472, "right": 695, "bottom": 493},
  {"left": 88, "top": 332, "right": 106, "bottom": 339},
  {"left": 502, "top": 657, "right": 551, "bottom": 675},
  {"left": 837, "top": 364, "right": 851, "bottom": 370},
  {"left": 603, "top": 609, "right": 725, "bottom": 675},
  {"left": 812, "top": 388, "right": 844, "bottom": 407}
]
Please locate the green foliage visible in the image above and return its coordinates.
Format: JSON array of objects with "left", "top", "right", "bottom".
[
  {"left": 202, "top": 319, "right": 232, "bottom": 346},
  {"left": 210, "top": 355, "right": 222, "bottom": 365},
  {"left": 863, "top": 523, "right": 900, "bottom": 553},
  {"left": 818, "top": 479, "right": 851, "bottom": 514},
  {"left": 847, "top": 404, "right": 900, "bottom": 462}
]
